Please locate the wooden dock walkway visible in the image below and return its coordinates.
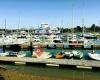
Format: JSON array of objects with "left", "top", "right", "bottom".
[
  {"left": 0, "top": 41, "right": 99, "bottom": 49},
  {"left": 0, "top": 42, "right": 24, "bottom": 46},
  {"left": 33, "top": 43, "right": 100, "bottom": 49},
  {"left": 0, "top": 56, "right": 100, "bottom": 68}
]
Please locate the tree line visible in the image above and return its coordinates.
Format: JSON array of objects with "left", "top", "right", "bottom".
[
  {"left": 60, "top": 24, "right": 100, "bottom": 33},
  {"left": 0, "top": 24, "right": 100, "bottom": 34}
]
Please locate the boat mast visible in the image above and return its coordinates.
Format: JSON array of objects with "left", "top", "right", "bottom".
[
  {"left": 61, "top": 19, "right": 63, "bottom": 34},
  {"left": 71, "top": 3, "right": 74, "bottom": 36},
  {"left": 82, "top": 18, "right": 85, "bottom": 35},
  {"left": 17, "top": 17, "right": 20, "bottom": 35},
  {"left": 82, "top": 0, "right": 85, "bottom": 35},
  {"left": 2, "top": 19, "right": 7, "bottom": 52},
  {"left": 2, "top": 19, "right": 6, "bottom": 44},
  {"left": 4, "top": 19, "right": 6, "bottom": 36}
]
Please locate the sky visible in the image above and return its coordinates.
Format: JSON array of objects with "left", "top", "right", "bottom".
[{"left": 0, "top": 0, "right": 100, "bottom": 29}]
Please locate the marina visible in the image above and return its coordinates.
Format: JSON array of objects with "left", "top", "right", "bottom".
[
  {"left": 0, "top": 25, "right": 99, "bottom": 71},
  {"left": 0, "top": 0, "right": 100, "bottom": 80},
  {"left": 0, "top": 25, "right": 99, "bottom": 70},
  {"left": 0, "top": 41, "right": 100, "bottom": 49}
]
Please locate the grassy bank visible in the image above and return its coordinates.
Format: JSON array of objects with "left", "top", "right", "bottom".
[
  {"left": 0, "top": 69, "right": 72, "bottom": 80},
  {"left": 1, "top": 68, "right": 93, "bottom": 80}
]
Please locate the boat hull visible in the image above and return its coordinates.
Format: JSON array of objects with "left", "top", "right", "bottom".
[
  {"left": 65, "top": 52, "right": 73, "bottom": 59},
  {"left": 88, "top": 53, "right": 100, "bottom": 60},
  {"left": 72, "top": 50, "right": 83, "bottom": 59}
]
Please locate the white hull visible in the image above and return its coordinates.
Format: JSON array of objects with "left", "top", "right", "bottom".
[
  {"left": 0, "top": 52, "right": 9, "bottom": 56},
  {"left": 88, "top": 53, "right": 100, "bottom": 60},
  {"left": 65, "top": 52, "right": 73, "bottom": 58},
  {"left": 17, "top": 54, "right": 26, "bottom": 57}
]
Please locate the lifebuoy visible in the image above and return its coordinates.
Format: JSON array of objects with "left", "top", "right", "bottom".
[
  {"left": 36, "top": 49, "right": 41, "bottom": 53},
  {"left": 35, "top": 47, "right": 43, "bottom": 56}
]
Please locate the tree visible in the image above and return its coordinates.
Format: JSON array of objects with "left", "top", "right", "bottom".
[
  {"left": 74, "top": 26, "right": 82, "bottom": 32},
  {"left": 90, "top": 24, "right": 96, "bottom": 32},
  {"left": 76, "top": 26, "right": 82, "bottom": 32}
]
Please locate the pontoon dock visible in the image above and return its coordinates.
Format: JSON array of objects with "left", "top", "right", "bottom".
[
  {"left": 0, "top": 42, "right": 99, "bottom": 49},
  {"left": 0, "top": 56, "right": 100, "bottom": 68}
]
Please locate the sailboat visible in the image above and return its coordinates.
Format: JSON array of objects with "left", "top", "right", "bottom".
[
  {"left": 68, "top": 4, "right": 79, "bottom": 48},
  {"left": 2, "top": 19, "right": 13, "bottom": 44}
]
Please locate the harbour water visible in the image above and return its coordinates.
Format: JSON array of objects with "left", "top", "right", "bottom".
[
  {"left": 0, "top": 62, "right": 100, "bottom": 80},
  {"left": 0, "top": 47, "right": 100, "bottom": 80}
]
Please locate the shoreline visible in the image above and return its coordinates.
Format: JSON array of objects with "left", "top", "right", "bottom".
[{"left": 0, "top": 69, "right": 70, "bottom": 80}]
